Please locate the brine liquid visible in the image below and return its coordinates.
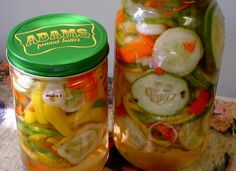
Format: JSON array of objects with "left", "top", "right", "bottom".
[
  {"left": 21, "top": 131, "right": 109, "bottom": 171},
  {"left": 113, "top": 60, "right": 213, "bottom": 170},
  {"left": 114, "top": 120, "right": 207, "bottom": 171}
]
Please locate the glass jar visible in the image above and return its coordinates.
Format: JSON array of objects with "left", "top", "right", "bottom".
[
  {"left": 7, "top": 14, "right": 109, "bottom": 171},
  {"left": 113, "top": 0, "right": 224, "bottom": 170}
]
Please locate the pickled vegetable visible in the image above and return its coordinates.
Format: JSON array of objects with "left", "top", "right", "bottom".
[
  {"left": 114, "top": 0, "right": 224, "bottom": 170},
  {"left": 152, "top": 27, "right": 204, "bottom": 76},
  {"left": 55, "top": 123, "right": 103, "bottom": 165},
  {"left": 131, "top": 72, "right": 190, "bottom": 116},
  {"left": 11, "top": 62, "right": 108, "bottom": 169}
]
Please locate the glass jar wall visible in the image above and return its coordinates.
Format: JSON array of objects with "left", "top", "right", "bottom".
[{"left": 113, "top": 0, "right": 224, "bottom": 170}]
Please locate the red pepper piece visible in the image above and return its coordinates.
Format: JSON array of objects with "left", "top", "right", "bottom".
[
  {"left": 153, "top": 122, "right": 176, "bottom": 143},
  {"left": 67, "top": 72, "right": 98, "bottom": 101},
  {"left": 155, "top": 67, "right": 165, "bottom": 75},
  {"left": 188, "top": 89, "right": 211, "bottom": 115}
]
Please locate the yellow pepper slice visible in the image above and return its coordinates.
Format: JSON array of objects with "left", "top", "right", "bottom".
[
  {"left": 24, "top": 111, "right": 37, "bottom": 124},
  {"left": 24, "top": 102, "right": 37, "bottom": 124},
  {"left": 43, "top": 104, "right": 73, "bottom": 136},
  {"left": 31, "top": 89, "right": 48, "bottom": 124}
]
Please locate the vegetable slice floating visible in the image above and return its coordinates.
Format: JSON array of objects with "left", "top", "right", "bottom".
[
  {"left": 179, "top": 119, "right": 206, "bottom": 150},
  {"left": 131, "top": 72, "right": 190, "bottom": 116},
  {"left": 118, "top": 34, "right": 155, "bottom": 63},
  {"left": 55, "top": 123, "right": 103, "bottom": 165},
  {"left": 115, "top": 116, "right": 146, "bottom": 149},
  {"left": 152, "top": 27, "right": 204, "bottom": 76}
]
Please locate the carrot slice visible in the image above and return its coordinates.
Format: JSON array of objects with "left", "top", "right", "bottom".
[
  {"left": 183, "top": 41, "right": 196, "bottom": 53},
  {"left": 118, "top": 35, "right": 154, "bottom": 63}
]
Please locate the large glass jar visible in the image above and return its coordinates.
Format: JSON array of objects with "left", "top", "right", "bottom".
[
  {"left": 113, "top": 0, "right": 225, "bottom": 170},
  {"left": 7, "top": 14, "right": 109, "bottom": 171}
]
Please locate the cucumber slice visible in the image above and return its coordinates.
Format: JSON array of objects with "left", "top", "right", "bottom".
[
  {"left": 55, "top": 123, "right": 103, "bottom": 165},
  {"left": 204, "top": 1, "right": 225, "bottom": 69},
  {"left": 131, "top": 72, "right": 190, "bottom": 116},
  {"left": 179, "top": 119, "right": 205, "bottom": 150},
  {"left": 152, "top": 27, "right": 204, "bottom": 76},
  {"left": 115, "top": 116, "right": 146, "bottom": 149},
  {"left": 60, "top": 88, "right": 85, "bottom": 113}
]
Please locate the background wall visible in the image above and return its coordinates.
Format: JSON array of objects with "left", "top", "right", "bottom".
[{"left": 0, "top": 0, "right": 235, "bottom": 97}]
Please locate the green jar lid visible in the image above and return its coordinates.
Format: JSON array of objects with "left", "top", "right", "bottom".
[{"left": 7, "top": 14, "right": 109, "bottom": 77}]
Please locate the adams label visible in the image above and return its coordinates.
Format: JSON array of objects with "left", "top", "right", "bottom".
[{"left": 15, "top": 24, "right": 96, "bottom": 56}]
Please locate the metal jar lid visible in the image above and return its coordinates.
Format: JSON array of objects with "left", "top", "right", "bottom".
[{"left": 7, "top": 14, "right": 109, "bottom": 77}]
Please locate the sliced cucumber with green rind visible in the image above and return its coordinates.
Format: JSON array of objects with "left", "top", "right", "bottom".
[
  {"left": 131, "top": 72, "right": 190, "bottom": 116},
  {"left": 17, "top": 119, "right": 63, "bottom": 138},
  {"left": 152, "top": 27, "right": 204, "bottom": 76}
]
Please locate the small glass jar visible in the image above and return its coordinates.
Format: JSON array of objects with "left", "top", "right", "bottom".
[
  {"left": 7, "top": 14, "right": 109, "bottom": 171},
  {"left": 113, "top": 0, "right": 224, "bottom": 170}
]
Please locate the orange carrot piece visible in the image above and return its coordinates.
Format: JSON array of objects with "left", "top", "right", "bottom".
[
  {"left": 118, "top": 35, "right": 154, "bottom": 63},
  {"left": 116, "top": 8, "right": 125, "bottom": 25},
  {"left": 140, "top": 34, "right": 155, "bottom": 46},
  {"left": 183, "top": 41, "right": 196, "bottom": 53}
]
